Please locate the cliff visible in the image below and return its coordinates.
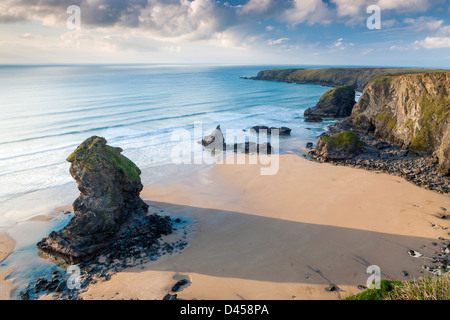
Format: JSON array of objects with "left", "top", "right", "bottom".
[
  {"left": 250, "top": 68, "right": 448, "bottom": 91},
  {"left": 348, "top": 72, "right": 450, "bottom": 176}
]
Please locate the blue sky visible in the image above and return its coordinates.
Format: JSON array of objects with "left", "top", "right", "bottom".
[{"left": 0, "top": 0, "right": 449, "bottom": 67}]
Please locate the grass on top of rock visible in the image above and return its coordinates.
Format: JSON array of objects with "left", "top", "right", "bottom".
[
  {"left": 67, "top": 136, "right": 141, "bottom": 182},
  {"left": 103, "top": 146, "right": 141, "bottom": 182},
  {"left": 320, "top": 85, "right": 354, "bottom": 99},
  {"left": 345, "top": 272, "right": 450, "bottom": 300},
  {"left": 320, "top": 131, "right": 363, "bottom": 149}
]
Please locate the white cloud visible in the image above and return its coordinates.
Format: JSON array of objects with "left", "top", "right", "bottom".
[
  {"left": 282, "top": 0, "right": 333, "bottom": 25},
  {"left": 377, "top": 0, "right": 430, "bottom": 12},
  {"left": 403, "top": 16, "right": 444, "bottom": 31},
  {"left": 239, "top": 0, "right": 274, "bottom": 15},
  {"left": 382, "top": 19, "right": 398, "bottom": 28},
  {"left": 19, "top": 32, "right": 34, "bottom": 39},
  {"left": 268, "top": 37, "right": 288, "bottom": 45},
  {"left": 331, "top": 37, "right": 354, "bottom": 50},
  {"left": 416, "top": 36, "right": 450, "bottom": 49},
  {"left": 331, "top": 0, "right": 431, "bottom": 17}
]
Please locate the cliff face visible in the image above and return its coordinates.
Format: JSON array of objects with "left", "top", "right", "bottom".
[
  {"left": 348, "top": 72, "right": 450, "bottom": 176},
  {"left": 252, "top": 68, "right": 448, "bottom": 91}
]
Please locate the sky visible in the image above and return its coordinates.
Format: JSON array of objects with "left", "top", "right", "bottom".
[{"left": 0, "top": 0, "right": 449, "bottom": 67}]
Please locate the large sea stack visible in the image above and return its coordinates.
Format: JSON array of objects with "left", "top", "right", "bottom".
[
  {"left": 37, "top": 136, "right": 172, "bottom": 264},
  {"left": 304, "top": 85, "right": 356, "bottom": 118}
]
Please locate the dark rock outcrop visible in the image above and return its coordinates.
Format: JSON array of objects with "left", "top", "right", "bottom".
[
  {"left": 304, "top": 115, "right": 323, "bottom": 123},
  {"left": 310, "top": 131, "right": 363, "bottom": 161},
  {"left": 200, "top": 125, "right": 273, "bottom": 154},
  {"left": 233, "top": 142, "right": 272, "bottom": 154},
  {"left": 37, "top": 136, "right": 172, "bottom": 263},
  {"left": 201, "top": 125, "right": 226, "bottom": 150},
  {"left": 304, "top": 85, "right": 356, "bottom": 118},
  {"left": 250, "top": 126, "right": 291, "bottom": 135}
]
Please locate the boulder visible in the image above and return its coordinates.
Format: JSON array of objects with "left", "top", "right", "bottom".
[
  {"left": 304, "top": 85, "right": 356, "bottom": 118},
  {"left": 200, "top": 125, "right": 226, "bottom": 150},
  {"left": 310, "top": 131, "right": 363, "bottom": 161},
  {"left": 250, "top": 126, "right": 291, "bottom": 135},
  {"left": 200, "top": 126, "right": 273, "bottom": 154},
  {"left": 233, "top": 142, "right": 272, "bottom": 154},
  {"left": 37, "top": 136, "right": 172, "bottom": 263}
]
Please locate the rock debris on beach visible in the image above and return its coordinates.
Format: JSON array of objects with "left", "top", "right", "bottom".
[{"left": 25, "top": 136, "right": 193, "bottom": 300}]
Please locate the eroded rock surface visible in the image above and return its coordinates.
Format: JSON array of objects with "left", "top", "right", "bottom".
[
  {"left": 37, "top": 136, "right": 172, "bottom": 263},
  {"left": 304, "top": 85, "right": 356, "bottom": 118}
]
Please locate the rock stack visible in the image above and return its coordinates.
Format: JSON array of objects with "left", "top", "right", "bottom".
[
  {"left": 304, "top": 85, "right": 356, "bottom": 119},
  {"left": 37, "top": 136, "right": 172, "bottom": 264}
]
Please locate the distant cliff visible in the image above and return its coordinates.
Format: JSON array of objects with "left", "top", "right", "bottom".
[
  {"left": 250, "top": 68, "right": 447, "bottom": 91},
  {"left": 348, "top": 72, "right": 450, "bottom": 176}
]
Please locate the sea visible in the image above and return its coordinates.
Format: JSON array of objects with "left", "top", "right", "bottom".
[{"left": 0, "top": 64, "right": 354, "bottom": 296}]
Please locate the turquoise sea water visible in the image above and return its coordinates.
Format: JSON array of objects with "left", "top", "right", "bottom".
[
  {"left": 0, "top": 64, "right": 340, "bottom": 229},
  {"left": 0, "top": 64, "right": 347, "bottom": 298}
]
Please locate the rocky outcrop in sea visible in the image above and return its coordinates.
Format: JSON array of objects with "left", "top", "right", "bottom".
[
  {"left": 37, "top": 136, "right": 173, "bottom": 264},
  {"left": 304, "top": 85, "right": 356, "bottom": 118},
  {"left": 200, "top": 125, "right": 274, "bottom": 154}
]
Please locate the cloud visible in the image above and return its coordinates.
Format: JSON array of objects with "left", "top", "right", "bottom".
[
  {"left": 19, "top": 32, "right": 34, "bottom": 39},
  {"left": 137, "top": 0, "right": 236, "bottom": 40},
  {"left": 403, "top": 16, "right": 444, "bottom": 31},
  {"left": 382, "top": 19, "right": 398, "bottom": 28},
  {"left": 282, "top": 0, "right": 333, "bottom": 25},
  {"left": 330, "top": 37, "right": 354, "bottom": 50},
  {"left": 238, "top": 0, "right": 275, "bottom": 15},
  {"left": 268, "top": 37, "right": 288, "bottom": 45},
  {"left": 1, "top": 0, "right": 448, "bottom": 64},
  {"left": 416, "top": 36, "right": 450, "bottom": 48},
  {"left": 331, "top": 0, "right": 431, "bottom": 17}
]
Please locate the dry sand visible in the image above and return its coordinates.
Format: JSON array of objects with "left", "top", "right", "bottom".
[
  {"left": 80, "top": 154, "right": 450, "bottom": 300},
  {"left": 0, "top": 233, "right": 15, "bottom": 300}
]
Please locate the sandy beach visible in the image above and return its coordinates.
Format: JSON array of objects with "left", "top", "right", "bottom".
[
  {"left": 0, "top": 233, "right": 15, "bottom": 300},
  {"left": 76, "top": 154, "right": 450, "bottom": 300}
]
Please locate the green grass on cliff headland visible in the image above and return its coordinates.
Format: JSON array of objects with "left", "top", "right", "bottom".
[
  {"left": 256, "top": 67, "right": 448, "bottom": 90},
  {"left": 320, "top": 85, "right": 354, "bottom": 99},
  {"left": 345, "top": 272, "right": 450, "bottom": 300}
]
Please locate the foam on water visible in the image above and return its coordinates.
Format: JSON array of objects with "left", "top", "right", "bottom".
[
  {"left": 0, "top": 65, "right": 334, "bottom": 229},
  {"left": 0, "top": 64, "right": 343, "bottom": 299}
]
